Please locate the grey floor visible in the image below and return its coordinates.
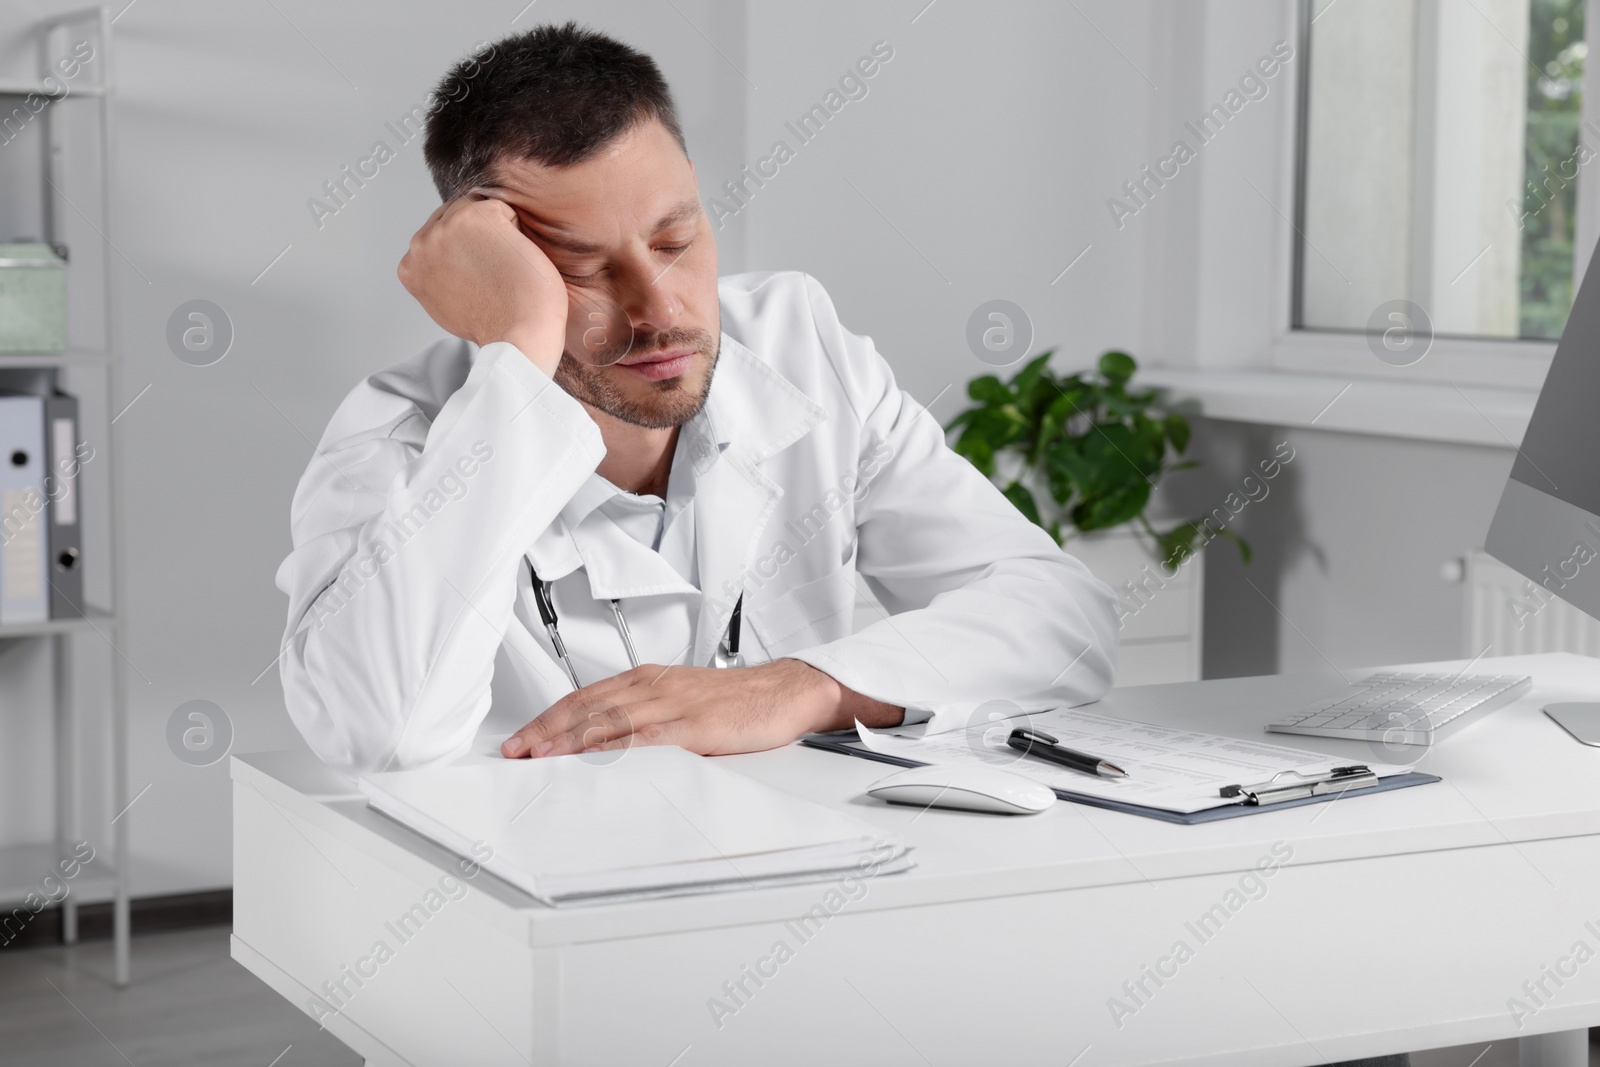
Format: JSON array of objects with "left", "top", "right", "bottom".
[
  {"left": 0, "top": 926, "right": 359, "bottom": 1067},
  {"left": 0, "top": 925, "right": 1594, "bottom": 1066}
]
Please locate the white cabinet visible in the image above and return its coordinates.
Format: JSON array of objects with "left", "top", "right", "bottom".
[{"left": 1065, "top": 525, "right": 1204, "bottom": 686}]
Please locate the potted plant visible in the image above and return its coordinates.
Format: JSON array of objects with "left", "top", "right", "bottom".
[{"left": 945, "top": 349, "right": 1247, "bottom": 570}]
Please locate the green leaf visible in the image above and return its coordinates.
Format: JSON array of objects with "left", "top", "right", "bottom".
[
  {"left": 1045, "top": 438, "right": 1090, "bottom": 504},
  {"left": 1030, "top": 411, "right": 1061, "bottom": 468},
  {"left": 971, "top": 406, "right": 1029, "bottom": 446},
  {"left": 1045, "top": 469, "right": 1075, "bottom": 506},
  {"left": 1071, "top": 481, "right": 1151, "bottom": 531},
  {"left": 1047, "top": 388, "right": 1087, "bottom": 424},
  {"left": 1164, "top": 413, "right": 1191, "bottom": 453},
  {"left": 1102, "top": 391, "right": 1152, "bottom": 417},
  {"left": 1098, "top": 350, "right": 1137, "bottom": 385},
  {"left": 1154, "top": 520, "right": 1203, "bottom": 570},
  {"left": 1011, "top": 350, "right": 1055, "bottom": 395},
  {"left": 952, "top": 432, "right": 995, "bottom": 477},
  {"left": 967, "top": 375, "right": 1011, "bottom": 405},
  {"left": 1017, "top": 372, "right": 1060, "bottom": 425},
  {"left": 1158, "top": 519, "right": 1252, "bottom": 568},
  {"left": 1161, "top": 523, "right": 1192, "bottom": 552},
  {"left": 1079, "top": 423, "right": 1154, "bottom": 490},
  {"left": 1130, "top": 413, "right": 1166, "bottom": 460},
  {"left": 1001, "top": 481, "right": 1042, "bottom": 526},
  {"left": 1211, "top": 526, "right": 1252, "bottom": 564},
  {"left": 951, "top": 406, "right": 1023, "bottom": 455}
]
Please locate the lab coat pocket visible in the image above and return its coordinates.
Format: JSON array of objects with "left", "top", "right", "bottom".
[{"left": 746, "top": 567, "right": 858, "bottom": 659}]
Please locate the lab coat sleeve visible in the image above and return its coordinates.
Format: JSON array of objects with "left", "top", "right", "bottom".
[
  {"left": 783, "top": 276, "right": 1120, "bottom": 730},
  {"left": 275, "top": 342, "right": 605, "bottom": 775}
]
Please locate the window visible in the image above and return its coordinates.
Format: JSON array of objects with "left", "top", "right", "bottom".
[{"left": 1294, "top": 0, "right": 1587, "bottom": 342}]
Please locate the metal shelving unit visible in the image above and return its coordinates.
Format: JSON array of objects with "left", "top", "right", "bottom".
[
  {"left": 0, "top": 6, "right": 129, "bottom": 986},
  {"left": 0, "top": 606, "right": 116, "bottom": 640}
]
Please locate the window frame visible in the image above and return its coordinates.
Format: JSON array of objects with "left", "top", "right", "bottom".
[{"left": 1271, "top": 0, "right": 1600, "bottom": 388}]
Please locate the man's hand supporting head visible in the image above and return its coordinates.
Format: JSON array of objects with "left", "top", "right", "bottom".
[
  {"left": 500, "top": 659, "right": 904, "bottom": 759},
  {"left": 396, "top": 193, "right": 569, "bottom": 377}
]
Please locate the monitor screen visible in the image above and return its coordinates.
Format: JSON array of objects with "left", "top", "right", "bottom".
[
  {"left": 1485, "top": 242, "right": 1600, "bottom": 622},
  {"left": 1509, "top": 251, "right": 1600, "bottom": 513}
]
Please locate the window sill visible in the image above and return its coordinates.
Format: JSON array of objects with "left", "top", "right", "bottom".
[
  {"left": 1269, "top": 330, "right": 1555, "bottom": 390},
  {"left": 1140, "top": 368, "right": 1535, "bottom": 449}
]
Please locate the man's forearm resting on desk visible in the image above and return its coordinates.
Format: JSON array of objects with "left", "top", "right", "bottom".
[{"left": 273, "top": 25, "right": 1119, "bottom": 776}]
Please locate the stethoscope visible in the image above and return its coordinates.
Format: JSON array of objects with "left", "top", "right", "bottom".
[{"left": 527, "top": 560, "right": 743, "bottom": 690}]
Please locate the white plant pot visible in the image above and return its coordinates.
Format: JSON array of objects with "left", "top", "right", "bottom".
[{"left": 1061, "top": 523, "right": 1205, "bottom": 687}]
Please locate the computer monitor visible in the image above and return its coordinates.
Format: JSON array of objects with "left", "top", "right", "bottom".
[
  {"left": 1486, "top": 246, "right": 1600, "bottom": 619},
  {"left": 1485, "top": 241, "right": 1600, "bottom": 741}
]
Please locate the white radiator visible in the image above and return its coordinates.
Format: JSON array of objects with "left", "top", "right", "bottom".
[{"left": 1465, "top": 549, "right": 1600, "bottom": 657}]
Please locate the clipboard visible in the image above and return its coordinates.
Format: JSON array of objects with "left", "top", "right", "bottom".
[{"left": 799, "top": 734, "right": 1441, "bottom": 825}]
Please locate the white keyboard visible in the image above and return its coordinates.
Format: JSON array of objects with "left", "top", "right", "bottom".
[{"left": 1266, "top": 671, "right": 1532, "bottom": 746}]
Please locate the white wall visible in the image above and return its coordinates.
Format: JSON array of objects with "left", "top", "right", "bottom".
[{"left": 741, "top": 0, "right": 1162, "bottom": 407}]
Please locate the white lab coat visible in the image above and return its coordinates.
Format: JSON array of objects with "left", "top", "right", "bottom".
[{"left": 276, "top": 271, "right": 1119, "bottom": 775}]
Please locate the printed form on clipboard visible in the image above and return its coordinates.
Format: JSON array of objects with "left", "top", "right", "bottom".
[{"left": 854, "top": 709, "right": 1420, "bottom": 815}]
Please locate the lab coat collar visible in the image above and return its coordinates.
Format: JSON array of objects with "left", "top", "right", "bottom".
[
  {"left": 690, "top": 331, "right": 828, "bottom": 665},
  {"left": 527, "top": 478, "right": 700, "bottom": 600},
  {"left": 526, "top": 330, "right": 829, "bottom": 637},
  {"left": 701, "top": 331, "right": 829, "bottom": 466}
]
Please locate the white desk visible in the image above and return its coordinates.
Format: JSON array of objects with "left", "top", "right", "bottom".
[{"left": 231, "top": 653, "right": 1600, "bottom": 1066}]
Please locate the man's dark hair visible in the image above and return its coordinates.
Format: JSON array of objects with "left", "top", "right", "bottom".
[{"left": 423, "top": 22, "right": 686, "bottom": 201}]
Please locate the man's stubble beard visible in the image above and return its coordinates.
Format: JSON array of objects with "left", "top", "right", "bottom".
[{"left": 553, "top": 327, "right": 722, "bottom": 430}]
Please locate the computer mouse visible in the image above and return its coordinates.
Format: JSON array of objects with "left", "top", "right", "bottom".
[{"left": 866, "top": 763, "right": 1056, "bottom": 815}]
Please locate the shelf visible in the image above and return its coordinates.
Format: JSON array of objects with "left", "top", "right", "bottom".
[
  {"left": 0, "top": 841, "right": 114, "bottom": 906},
  {"left": 0, "top": 606, "right": 115, "bottom": 640},
  {"left": 1, "top": 2, "right": 130, "bottom": 987},
  {"left": 0, "top": 349, "right": 110, "bottom": 369}
]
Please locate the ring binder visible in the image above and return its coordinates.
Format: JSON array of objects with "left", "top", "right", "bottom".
[{"left": 1219, "top": 764, "right": 1378, "bottom": 805}]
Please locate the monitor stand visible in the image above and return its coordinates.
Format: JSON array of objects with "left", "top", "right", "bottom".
[{"left": 1544, "top": 703, "right": 1600, "bottom": 746}]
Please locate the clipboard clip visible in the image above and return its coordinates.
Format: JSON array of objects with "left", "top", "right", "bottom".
[{"left": 1219, "top": 764, "right": 1377, "bottom": 806}]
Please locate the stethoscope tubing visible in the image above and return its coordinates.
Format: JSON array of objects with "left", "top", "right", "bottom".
[{"left": 526, "top": 559, "right": 741, "bottom": 690}]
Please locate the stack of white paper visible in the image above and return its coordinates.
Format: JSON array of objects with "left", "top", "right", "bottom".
[{"left": 360, "top": 747, "right": 911, "bottom": 906}]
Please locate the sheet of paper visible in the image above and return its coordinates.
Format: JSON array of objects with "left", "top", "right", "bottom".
[{"left": 857, "top": 709, "right": 1414, "bottom": 814}]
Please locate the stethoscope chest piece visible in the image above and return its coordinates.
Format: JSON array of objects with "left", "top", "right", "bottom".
[{"left": 713, "top": 593, "right": 744, "bottom": 669}]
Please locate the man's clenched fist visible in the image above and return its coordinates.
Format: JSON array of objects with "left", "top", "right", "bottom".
[{"left": 397, "top": 194, "right": 568, "bottom": 376}]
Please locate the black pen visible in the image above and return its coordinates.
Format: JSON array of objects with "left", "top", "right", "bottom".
[{"left": 1007, "top": 728, "right": 1128, "bottom": 779}]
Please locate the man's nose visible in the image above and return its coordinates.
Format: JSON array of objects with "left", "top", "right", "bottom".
[{"left": 620, "top": 270, "right": 679, "bottom": 333}]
